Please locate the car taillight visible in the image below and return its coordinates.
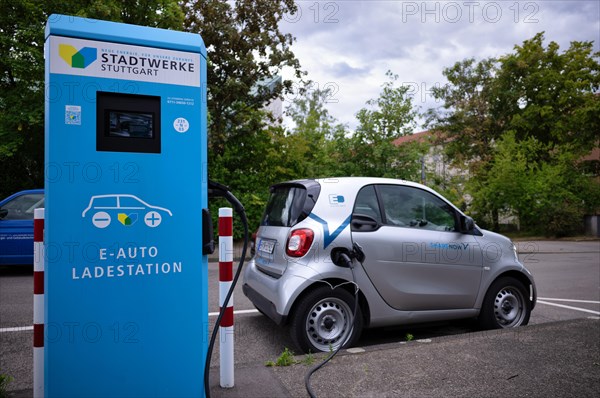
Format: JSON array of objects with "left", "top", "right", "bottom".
[{"left": 286, "top": 229, "right": 314, "bottom": 257}]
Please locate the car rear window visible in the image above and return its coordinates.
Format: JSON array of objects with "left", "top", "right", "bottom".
[{"left": 261, "top": 182, "right": 320, "bottom": 227}]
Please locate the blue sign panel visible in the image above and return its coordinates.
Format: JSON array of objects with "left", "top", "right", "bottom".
[{"left": 44, "top": 15, "right": 207, "bottom": 397}]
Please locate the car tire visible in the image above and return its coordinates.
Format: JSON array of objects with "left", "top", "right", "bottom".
[
  {"left": 479, "top": 277, "right": 531, "bottom": 330},
  {"left": 290, "top": 285, "right": 363, "bottom": 354}
]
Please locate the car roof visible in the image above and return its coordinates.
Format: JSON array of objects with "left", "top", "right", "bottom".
[
  {"left": 278, "top": 177, "right": 429, "bottom": 188},
  {"left": 275, "top": 177, "right": 443, "bottom": 198},
  {"left": 7, "top": 189, "right": 44, "bottom": 195},
  {"left": 1, "top": 189, "right": 44, "bottom": 203},
  {"left": 314, "top": 177, "right": 441, "bottom": 195},
  {"left": 315, "top": 177, "right": 423, "bottom": 187}
]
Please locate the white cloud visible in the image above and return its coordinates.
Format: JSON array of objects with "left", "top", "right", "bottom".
[{"left": 280, "top": 0, "right": 600, "bottom": 131}]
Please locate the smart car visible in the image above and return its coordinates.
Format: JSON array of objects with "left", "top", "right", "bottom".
[
  {"left": 242, "top": 178, "right": 537, "bottom": 353},
  {"left": 0, "top": 189, "right": 44, "bottom": 265}
]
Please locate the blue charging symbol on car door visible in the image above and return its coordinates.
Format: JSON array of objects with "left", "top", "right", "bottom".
[{"left": 329, "top": 194, "right": 345, "bottom": 205}]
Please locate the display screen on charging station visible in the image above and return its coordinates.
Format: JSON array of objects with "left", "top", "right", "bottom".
[{"left": 45, "top": 16, "right": 207, "bottom": 397}]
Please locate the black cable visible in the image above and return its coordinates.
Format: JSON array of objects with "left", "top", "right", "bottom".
[
  {"left": 204, "top": 189, "right": 249, "bottom": 398},
  {"left": 304, "top": 253, "right": 360, "bottom": 398}
]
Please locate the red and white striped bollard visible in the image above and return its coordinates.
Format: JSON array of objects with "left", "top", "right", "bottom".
[
  {"left": 218, "top": 208, "right": 234, "bottom": 388},
  {"left": 33, "top": 208, "right": 44, "bottom": 398}
]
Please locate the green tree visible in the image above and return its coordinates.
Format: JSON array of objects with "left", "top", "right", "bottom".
[
  {"left": 485, "top": 33, "right": 600, "bottom": 235},
  {"left": 183, "top": 0, "right": 303, "bottom": 155},
  {"left": 75, "top": 0, "right": 184, "bottom": 27},
  {"left": 0, "top": 0, "right": 183, "bottom": 198},
  {"left": 285, "top": 84, "right": 347, "bottom": 178},
  {"left": 493, "top": 32, "right": 600, "bottom": 156},
  {"left": 325, "top": 125, "right": 357, "bottom": 177},
  {"left": 208, "top": 106, "right": 282, "bottom": 233},
  {"left": 0, "top": 1, "right": 46, "bottom": 196},
  {"left": 351, "top": 71, "right": 423, "bottom": 179},
  {"left": 470, "top": 132, "right": 600, "bottom": 236},
  {"left": 426, "top": 57, "right": 504, "bottom": 227},
  {"left": 183, "top": 0, "right": 305, "bottom": 234},
  {"left": 428, "top": 33, "right": 600, "bottom": 234},
  {"left": 426, "top": 57, "right": 499, "bottom": 167},
  {"left": 467, "top": 132, "right": 535, "bottom": 229}
]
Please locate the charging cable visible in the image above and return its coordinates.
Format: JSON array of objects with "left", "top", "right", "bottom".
[
  {"left": 204, "top": 181, "right": 249, "bottom": 398},
  {"left": 304, "top": 243, "right": 364, "bottom": 398}
]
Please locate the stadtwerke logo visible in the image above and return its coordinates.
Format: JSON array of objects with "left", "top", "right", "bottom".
[{"left": 59, "top": 44, "right": 97, "bottom": 69}]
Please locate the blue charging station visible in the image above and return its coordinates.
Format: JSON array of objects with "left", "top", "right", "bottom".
[{"left": 44, "top": 15, "right": 208, "bottom": 397}]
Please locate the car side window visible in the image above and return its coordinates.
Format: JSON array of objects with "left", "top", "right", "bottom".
[
  {"left": 0, "top": 194, "right": 44, "bottom": 220},
  {"left": 353, "top": 185, "right": 382, "bottom": 223},
  {"left": 378, "top": 185, "right": 456, "bottom": 231}
]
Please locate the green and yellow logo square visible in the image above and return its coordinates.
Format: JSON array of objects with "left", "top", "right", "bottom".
[{"left": 59, "top": 44, "right": 97, "bottom": 69}]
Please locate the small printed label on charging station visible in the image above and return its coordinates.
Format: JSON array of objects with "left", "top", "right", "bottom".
[
  {"left": 173, "top": 117, "right": 189, "bottom": 133},
  {"left": 65, "top": 105, "right": 81, "bottom": 125}
]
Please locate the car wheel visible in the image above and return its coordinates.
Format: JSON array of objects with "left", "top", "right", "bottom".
[
  {"left": 290, "top": 285, "right": 363, "bottom": 354},
  {"left": 479, "top": 277, "right": 531, "bottom": 329}
]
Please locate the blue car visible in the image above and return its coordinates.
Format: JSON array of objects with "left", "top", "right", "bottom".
[{"left": 0, "top": 189, "right": 44, "bottom": 265}]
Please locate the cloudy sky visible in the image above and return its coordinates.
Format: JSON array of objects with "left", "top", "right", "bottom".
[{"left": 279, "top": 0, "right": 600, "bottom": 131}]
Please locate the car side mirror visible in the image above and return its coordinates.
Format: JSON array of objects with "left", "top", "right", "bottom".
[
  {"left": 459, "top": 215, "right": 475, "bottom": 234},
  {"left": 351, "top": 213, "right": 380, "bottom": 232},
  {"left": 0, "top": 209, "right": 7, "bottom": 220}
]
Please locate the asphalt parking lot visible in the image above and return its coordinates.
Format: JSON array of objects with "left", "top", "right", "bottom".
[{"left": 1, "top": 240, "right": 598, "bottom": 396}]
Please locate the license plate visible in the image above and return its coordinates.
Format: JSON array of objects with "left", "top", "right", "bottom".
[{"left": 257, "top": 239, "right": 276, "bottom": 254}]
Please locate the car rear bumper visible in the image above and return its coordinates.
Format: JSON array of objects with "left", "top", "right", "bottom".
[{"left": 242, "top": 283, "right": 287, "bottom": 326}]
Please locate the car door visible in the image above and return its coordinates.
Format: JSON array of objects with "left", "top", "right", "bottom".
[
  {"left": 0, "top": 191, "right": 44, "bottom": 265},
  {"left": 351, "top": 184, "right": 482, "bottom": 311}
]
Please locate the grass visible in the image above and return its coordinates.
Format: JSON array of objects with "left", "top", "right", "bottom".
[
  {"left": 265, "top": 347, "right": 298, "bottom": 367},
  {"left": 265, "top": 348, "right": 320, "bottom": 367},
  {"left": 0, "top": 374, "right": 13, "bottom": 398}
]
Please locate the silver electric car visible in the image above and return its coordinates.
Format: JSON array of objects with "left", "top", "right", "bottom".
[{"left": 242, "top": 178, "right": 536, "bottom": 353}]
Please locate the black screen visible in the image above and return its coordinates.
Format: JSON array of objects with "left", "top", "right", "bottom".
[
  {"left": 97, "top": 92, "right": 161, "bottom": 153},
  {"left": 108, "top": 111, "right": 154, "bottom": 139}
]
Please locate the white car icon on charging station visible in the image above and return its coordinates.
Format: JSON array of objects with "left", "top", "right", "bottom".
[{"left": 82, "top": 194, "right": 172, "bottom": 228}]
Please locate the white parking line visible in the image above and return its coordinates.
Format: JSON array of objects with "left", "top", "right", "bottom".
[
  {"left": 537, "top": 300, "right": 600, "bottom": 315},
  {"left": 208, "top": 309, "right": 259, "bottom": 317},
  {"left": 5, "top": 302, "right": 598, "bottom": 333},
  {"left": 538, "top": 297, "right": 600, "bottom": 304},
  {"left": 0, "top": 326, "right": 33, "bottom": 333},
  {"left": 0, "top": 310, "right": 261, "bottom": 333}
]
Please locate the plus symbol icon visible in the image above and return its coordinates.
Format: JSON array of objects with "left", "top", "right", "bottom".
[{"left": 144, "top": 211, "right": 162, "bottom": 227}]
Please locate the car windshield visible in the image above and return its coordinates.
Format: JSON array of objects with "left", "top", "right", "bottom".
[{"left": 0, "top": 193, "right": 44, "bottom": 220}]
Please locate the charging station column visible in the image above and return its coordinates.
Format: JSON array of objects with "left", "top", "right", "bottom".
[{"left": 44, "top": 15, "right": 208, "bottom": 397}]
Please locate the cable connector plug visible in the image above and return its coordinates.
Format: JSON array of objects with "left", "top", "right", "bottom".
[
  {"left": 331, "top": 243, "right": 366, "bottom": 268},
  {"left": 208, "top": 180, "right": 245, "bottom": 214}
]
